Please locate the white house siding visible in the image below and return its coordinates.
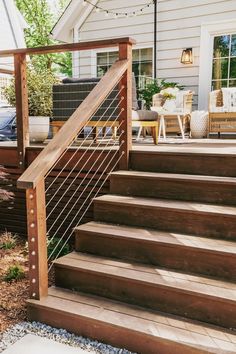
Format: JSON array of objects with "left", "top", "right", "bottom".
[{"left": 75, "top": 0, "right": 236, "bottom": 107}]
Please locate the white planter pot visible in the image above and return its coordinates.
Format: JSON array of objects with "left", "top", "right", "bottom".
[
  {"left": 29, "top": 116, "right": 50, "bottom": 143},
  {"left": 190, "top": 111, "right": 208, "bottom": 139}
]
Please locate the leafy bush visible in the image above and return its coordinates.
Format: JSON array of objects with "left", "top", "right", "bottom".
[
  {"left": 4, "top": 265, "right": 25, "bottom": 282},
  {"left": 139, "top": 79, "right": 184, "bottom": 109},
  {"left": 0, "top": 232, "right": 17, "bottom": 250},
  {"left": 4, "top": 68, "right": 59, "bottom": 117},
  {"left": 47, "top": 237, "right": 70, "bottom": 261}
]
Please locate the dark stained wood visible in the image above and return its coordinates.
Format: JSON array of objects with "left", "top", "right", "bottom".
[
  {"left": 118, "top": 43, "right": 132, "bottom": 170},
  {"left": 0, "top": 149, "right": 114, "bottom": 237},
  {"left": 75, "top": 222, "right": 236, "bottom": 281},
  {"left": 26, "top": 179, "right": 48, "bottom": 299},
  {"left": 130, "top": 150, "right": 236, "bottom": 177},
  {"left": 94, "top": 195, "right": 236, "bottom": 240},
  {"left": 110, "top": 170, "right": 236, "bottom": 205},
  {"left": 0, "top": 38, "right": 136, "bottom": 57},
  {"left": 14, "top": 54, "right": 29, "bottom": 169},
  {"left": 17, "top": 59, "right": 129, "bottom": 189},
  {"left": 27, "top": 287, "right": 226, "bottom": 354},
  {"left": 54, "top": 252, "right": 236, "bottom": 329}
]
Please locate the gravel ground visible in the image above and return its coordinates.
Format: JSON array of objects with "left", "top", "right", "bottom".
[{"left": 0, "top": 322, "right": 137, "bottom": 354}]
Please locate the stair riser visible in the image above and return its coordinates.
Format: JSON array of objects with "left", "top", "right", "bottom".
[
  {"left": 75, "top": 231, "right": 236, "bottom": 281},
  {"left": 110, "top": 176, "right": 236, "bottom": 205},
  {"left": 94, "top": 202, "right": 236, "bottom": 240},
  {"left": 27, "top": 303, "right": 203, "bottom": 354},
  {"left": 54, "top": 266, "right": 236, "bottom": 329},
  {"left": 130, "top": 152, "right": 236, "bottom": 177}
]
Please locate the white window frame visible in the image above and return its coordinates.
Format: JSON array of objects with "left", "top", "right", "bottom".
[
  {"left": 72, "top": 26, "right": 80, "bottom": 78},
  {"left": 91, "top": 45, "right": 154, "bottom": 78},
  {"left": 198, "top": 19, "right": 236, "bottom": 110}
]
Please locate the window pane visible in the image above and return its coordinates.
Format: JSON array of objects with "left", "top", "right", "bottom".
[
  {"left": 132, "top": 49, "right": 139, "bottom": 62},
  {"left": 229, "top": 79, "right": 236, "bottom": 87},
  {"left": 213, "top": 35, "right": 230, "bottom": 58},
  {"left": 97, "top": 52, "right": 107, "bottom": 65},
  {"left": 212, "top": 80, "right": 228, "bottom": 90},
  {"left": 108, "top": 51, "right": 118, "bottom": 65},
  {"left": 230, "top": 57, "right": 236, "bottom": 78},
  {"left": 141, "top": 48, "right": 153, "bottom": 61},
  {"left": 132, "top": 62, "right": 139, "bottom": 77},
  {"left": 212, "top": 58, "right": 229, "bottom": 80},
  {"left": 140, "top": 62, "right": 153, "bottom": 76},
  {"left": 231, "top": 35, "right": 236, "bottom": 56}
]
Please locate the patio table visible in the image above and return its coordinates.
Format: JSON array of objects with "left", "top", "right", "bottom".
[{"left": 151, "top": 107, "right": 186, "bottom": 140}]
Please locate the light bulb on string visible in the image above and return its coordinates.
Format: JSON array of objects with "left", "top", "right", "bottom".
[{"left": 85, "top": 0, "right": 154, "bottom": 18}]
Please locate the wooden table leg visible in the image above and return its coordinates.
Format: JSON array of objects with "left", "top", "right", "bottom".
[{"left": 177, "top": 115, "right": 185, "bottom": 139}]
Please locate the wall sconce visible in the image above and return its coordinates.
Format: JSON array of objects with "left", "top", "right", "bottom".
[{"left": 181, "top": 48, "right": 193, "bottom": 64}]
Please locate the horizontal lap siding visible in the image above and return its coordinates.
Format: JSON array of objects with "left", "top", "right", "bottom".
[
  {"left": 0, "top": 148, "right": 116, "bottom": 238},
  {"left": 77, "top": 0, "right": 236, "bottom": 107},
  {"left": 157, "top": 0, "right": 236, "bottom": 108}
]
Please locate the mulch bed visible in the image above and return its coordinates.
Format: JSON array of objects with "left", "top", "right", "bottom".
[{"left": 0, "top": 235, "right": 29, "bottom": 333}]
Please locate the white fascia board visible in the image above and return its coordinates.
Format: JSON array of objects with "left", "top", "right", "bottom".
[
  {"left": 16, "top": 8, "right": 29, "bottom": 29},
  {"left": 52, "top": 0, "right": 99, "bottom": 43},
  {"left": 4, "top": 0, "right": 27, "bottom": 48}
]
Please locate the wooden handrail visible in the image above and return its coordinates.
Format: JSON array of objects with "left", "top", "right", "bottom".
[
  {"left": 17, "top": 59, "right": 129, "bottom": 190},
  {"left": 0, "top": 37, "right": 136, "bottom": 57}
]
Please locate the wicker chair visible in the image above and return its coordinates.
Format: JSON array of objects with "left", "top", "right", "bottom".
[
  {"left": 152, "top": 90, "right": 193, "bottom": 136},
  {"left": 208, "top": 88, "right": 236, "bottom": 137}
]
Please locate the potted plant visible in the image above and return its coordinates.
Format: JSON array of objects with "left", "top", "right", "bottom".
[
  {"left": 4, "top": 68, "right": 59, "bottom": 142},
  {"left": 139, "top": 78, "right": 183, "bottom": 110}
]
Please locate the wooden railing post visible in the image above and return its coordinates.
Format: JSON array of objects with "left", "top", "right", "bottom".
[
  {"left": 119, "top": 43, "right": 132, "bottom": 170},
  {"left": 14, "top": 53, "right": 29, "bottom": 169},
  {"left": 26, "top": 178, "right": 48, "bottom": 299}
]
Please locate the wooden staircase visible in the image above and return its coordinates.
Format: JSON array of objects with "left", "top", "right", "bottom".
[{"left": 28, "top": 151, "right": 236, "bottom": 354}]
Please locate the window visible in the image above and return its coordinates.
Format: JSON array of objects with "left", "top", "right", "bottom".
[
  {"left": 212, "top": 34, "right": 236, "bottom": 89},
  {"left": 96, "top": 48, "right": 153, "bottom": 78}
]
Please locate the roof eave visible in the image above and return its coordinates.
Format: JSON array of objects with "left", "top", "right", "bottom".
[{"left": 52, "top": 0, "right": 99, "bottom": 43}]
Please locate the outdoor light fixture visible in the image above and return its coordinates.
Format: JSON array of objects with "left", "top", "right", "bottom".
[{"left": 181, "top": 48, "right": 193, "bottom": 64}]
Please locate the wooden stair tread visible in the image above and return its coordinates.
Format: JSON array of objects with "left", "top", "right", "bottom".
[
  {"left": 94, "top": 195, "right": 236, "bottom": 216},
  {"left": 75, "top": 221, "right": 236, "bottom": 255},
  {"left": 28, "top": 287, "right": 236, "bottom": 353},
  {"left": 54, "top": 252, "right": 236, "bottom": 301},
  {"left": 111, "top": 170, "right": 236, "bottom": 184}
]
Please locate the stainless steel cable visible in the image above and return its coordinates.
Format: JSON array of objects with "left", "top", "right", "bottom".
[
  {"left": 48, "top": 144, "right": 125, "bottom": 267},
  {"left": 46, "top": 105, "right": 123, "bottom": 214},
  {"left": 46, "top": 118, "right": 123, "bottom": 234},
  {"left": 45, "top": 86, "right": 124, "bottom": 189},
  {"left": 45, "top": 85, "right": 124, "bottom": 181}
]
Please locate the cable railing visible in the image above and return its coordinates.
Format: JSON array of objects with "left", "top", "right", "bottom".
[{"left": 0, "top": 37, "right": 134, "bottom": 300}]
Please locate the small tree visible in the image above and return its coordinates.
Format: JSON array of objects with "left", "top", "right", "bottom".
[{"left": 15, "top": 0, "right": 72, "bottom": 76}]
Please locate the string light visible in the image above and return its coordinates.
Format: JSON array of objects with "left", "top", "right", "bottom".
[{"left": 82, "top": 0, "right": 154, "bottom": 18}]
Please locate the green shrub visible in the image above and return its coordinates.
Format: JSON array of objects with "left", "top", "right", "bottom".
[
  {"left": 139, "top": 79, "right": 184, "bottom": 109},
  {"left": 4, "top": 265, "right": 25, "bottom": 282},
  {"left": 0, "top": 232, "right": 17, "bottom": 250},
  {"left": 47, "top": 237, "right": 70, "bottom": 261},
  {"left": 4, "top": 68, "right": 59, "bottom": 117}
]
